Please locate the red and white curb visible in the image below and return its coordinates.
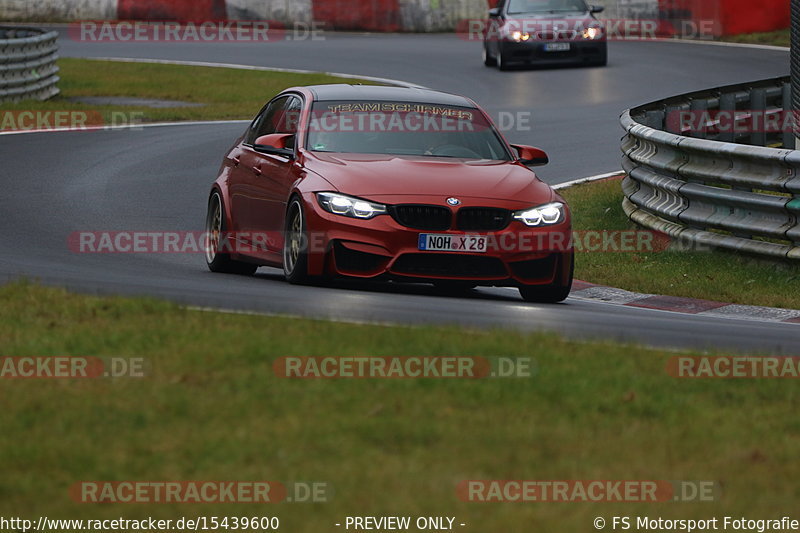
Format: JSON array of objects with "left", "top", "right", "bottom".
[{"left": 570, "top": 280, "right": 800, "bottom": 324}]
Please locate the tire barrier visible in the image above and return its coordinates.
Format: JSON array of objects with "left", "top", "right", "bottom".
[
  {"left": 620, "top": 76, "right": 800, "bottom": 261},
  {"left": 0, "top": 26, "right": 59, "bottom": 102}
]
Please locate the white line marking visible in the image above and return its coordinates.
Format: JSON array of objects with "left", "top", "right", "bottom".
[
  {"left": 554, "top": 170, "right": 624, "bottom": 190},
  {"left": 644, "top": 38, "right": 789, "bottom": 52}
]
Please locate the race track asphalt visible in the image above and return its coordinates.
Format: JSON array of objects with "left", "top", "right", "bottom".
[{"left": 1, "top": 31, "right": 796, "bottom": 353}]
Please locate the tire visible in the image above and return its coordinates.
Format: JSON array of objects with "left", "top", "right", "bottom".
[
  {"left": 205, "top": 192, "right": 258, "bottom": 275},
  {"left": 483, "top": 44, "right": 496, "bottom": 67},
  {"left": 283, "top": 197, "right": 311, "bottom": 284},
  {"left": 497, "top": 48, "right": 510, "bottom": 71},
  {"left": 518, "top": 253, "right": 574, "bottom": 303}
]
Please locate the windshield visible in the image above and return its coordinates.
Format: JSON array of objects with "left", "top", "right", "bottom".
[
  {"left": 306, "top": 100, "right": 512, "bottom": 161},
  {"left": 507, "top": 0, "right": 588, "bottom": 14}
]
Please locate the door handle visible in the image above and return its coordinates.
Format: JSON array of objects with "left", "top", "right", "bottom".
[
  {"left": 252, "top": 165, "right": 262, "bottom": 176},
  {"left": 231, "top": 156, "right": 241, "bottom": 166}
]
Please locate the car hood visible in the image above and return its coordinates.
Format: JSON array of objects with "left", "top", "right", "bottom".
[
  {"left": 302, "top": 152, "right": 555, "bottom": 205},
  {"left": 504, "top": 12, "right": 596, "bottom": 27}
]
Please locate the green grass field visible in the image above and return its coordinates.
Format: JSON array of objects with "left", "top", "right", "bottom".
[
  {"left": 0, "top": 58, "right": 375, "bottom": 124},
  {"left": 561, "top": 178, "right": 800, "bottom": 309},
  {"left": 1, "top": 281, "right": 799, "bottom": 531}
]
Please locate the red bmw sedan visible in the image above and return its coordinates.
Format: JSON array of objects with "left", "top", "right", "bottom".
[{"left": 205, "top": 84, "right": 573, "bottom": 302}]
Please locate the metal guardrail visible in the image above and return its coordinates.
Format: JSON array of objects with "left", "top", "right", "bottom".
[
  {"left": 0, "top": 26, "right": 60, "bottom": 102},
  {"left": 620, "top": 76, "right": 800, "bottom": 261}
]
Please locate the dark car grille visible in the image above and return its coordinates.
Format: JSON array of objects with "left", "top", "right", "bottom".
[
  {"left": 535, "top": 30, "right": 578, "bottom": 40},
  {"left": 390, "top": 205, "right": 451, "bottom": 231},
  {"left": 457, "top": 207, "right": 511, "bottom": 231},
  {"left": 392, "top": 254, "right": 507, "bottom": 278}
]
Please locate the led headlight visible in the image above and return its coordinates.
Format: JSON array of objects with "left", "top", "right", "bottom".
[
  {"left": 510, "top": 30, "right": 531, "bottom": 42},
  {"left": 316, "top": 192, "right": 387, "bottom": 220},
  {"left": 583, "top": 26, "right": 602, "bottom": 39},
  {"left": 512, "top": 202, "right": 565, "bottom": 227}
]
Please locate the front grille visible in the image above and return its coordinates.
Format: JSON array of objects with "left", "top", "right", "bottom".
[
  {"left": 392, "top": 254, "right": 507, "bottom": 278},
  {"left": 457, "top": 207, "right": 511, "bottom": 231},
  {"left": 534, "top": 30, "right": 578, "bottom": 40},
  {"left": 390, "top": 205, "right": 451, "bottom": 230}
]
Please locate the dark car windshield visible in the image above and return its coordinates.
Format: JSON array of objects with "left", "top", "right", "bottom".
[
  {"left": 508, "top": 0, "right": 588, "bottom": 14},
  {"left": 306, "top": 100, "right": 512, "bottom": 161}
]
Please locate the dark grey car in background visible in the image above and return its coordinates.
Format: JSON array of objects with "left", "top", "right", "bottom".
[{"left": 483, "top": 0, "right": 608, "bottom": 69}]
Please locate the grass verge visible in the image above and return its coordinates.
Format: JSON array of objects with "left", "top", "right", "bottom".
[
  {"left": 560, "top": 177, "right": 800, "bottom": 309},
  {"left": 1, "top": 281, "right": 798, "bottom": 531},
  {"left": 1, "top": 58, "right": 375, "bottom": 124},
  {"left": 720, "top": 28, "right": 790, "bottom": 48}
]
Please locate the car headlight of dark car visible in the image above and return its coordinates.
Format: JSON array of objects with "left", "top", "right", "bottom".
[
  {"left": 512, "top": 202, "right": 565, "bottom": 227},
  {"left": 316, "top": 192, "right": 388, "bottom": 220}
]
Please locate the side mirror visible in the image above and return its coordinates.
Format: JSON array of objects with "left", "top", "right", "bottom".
[
  {"left": 488, "top": 7, "right": 501, "bottom": 17},
  {"left": 589, "top": 5, "right": 605, "bottom": 13},
  {"left": 511, "top": 144, "right": 549, "bottom": 166},
  {"left": 254, "top": 133, "right": 295, "bottom": 158}
]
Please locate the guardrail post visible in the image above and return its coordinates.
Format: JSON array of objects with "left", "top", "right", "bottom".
[
  {"left": 718, "top": 92, "right": 737, "bottom": 144},
  {"left": 644, "top": 109, "right": 665, "bottom": 130},
  {"left": 665, "top": 103, "right": 689, "bottom": 135},
  {"left": 689, "top": 97, "right": 709, "bottom": 139},
  {"left": 750, "top": 86, "right": 767, "bottom": 147},
  {"left": 783, "top": 81, "right": 794, "bottom": 149}
]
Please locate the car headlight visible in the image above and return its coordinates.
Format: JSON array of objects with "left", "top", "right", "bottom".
[
  {"left": 513, "top": 202, "right": 565, "bottom": 227},
  {"left": 583, "top": 27, "right": 602, "bottom": 39},
  {"left": 316, "top": 192, "right": 387, "bottom": 220},
  {"left": 510, "top": 30, "right": 531, "bottom": 42}
]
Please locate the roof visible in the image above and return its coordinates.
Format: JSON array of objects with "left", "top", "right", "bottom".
[{"left": 304, "top": 84, "right": 474, "bottom": 107}]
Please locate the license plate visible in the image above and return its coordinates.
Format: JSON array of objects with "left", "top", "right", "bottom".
[
  {"left": 544, "top": 42, "right": 571, "bottom": 52},
  {"left": 418, "top": 234, "right": 488, "bottom": 253}
]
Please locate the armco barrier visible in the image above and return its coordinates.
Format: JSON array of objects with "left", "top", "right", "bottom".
[
  {"left": 0, "top": 26, "right": 59, "bottom": 102},
  {"left": 620, "top": 76, "right": 800, "bottom": 261}
]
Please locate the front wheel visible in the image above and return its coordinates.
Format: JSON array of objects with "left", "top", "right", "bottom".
[
  {"left": 497, "top": 48, "right": 510, "bottom": 71},
  {"left": 205, "top": 192, "right": 258, "bottom": 275},
  {"left": 483, "top": 44, "right": 496, "bottom": 67},
  {"left": 283, "top": 198, "right": 311, "bottom": 284},
  {"left": 518, "top": 254, "right": 573, "bottom": 303}
]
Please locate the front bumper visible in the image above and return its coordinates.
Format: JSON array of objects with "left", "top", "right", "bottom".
[
  {"left": 500, "top": 39, "right": 607, "bottom": 66},
  {"left": 303, "top": 194, "right": 573, "bottom": 287}
]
